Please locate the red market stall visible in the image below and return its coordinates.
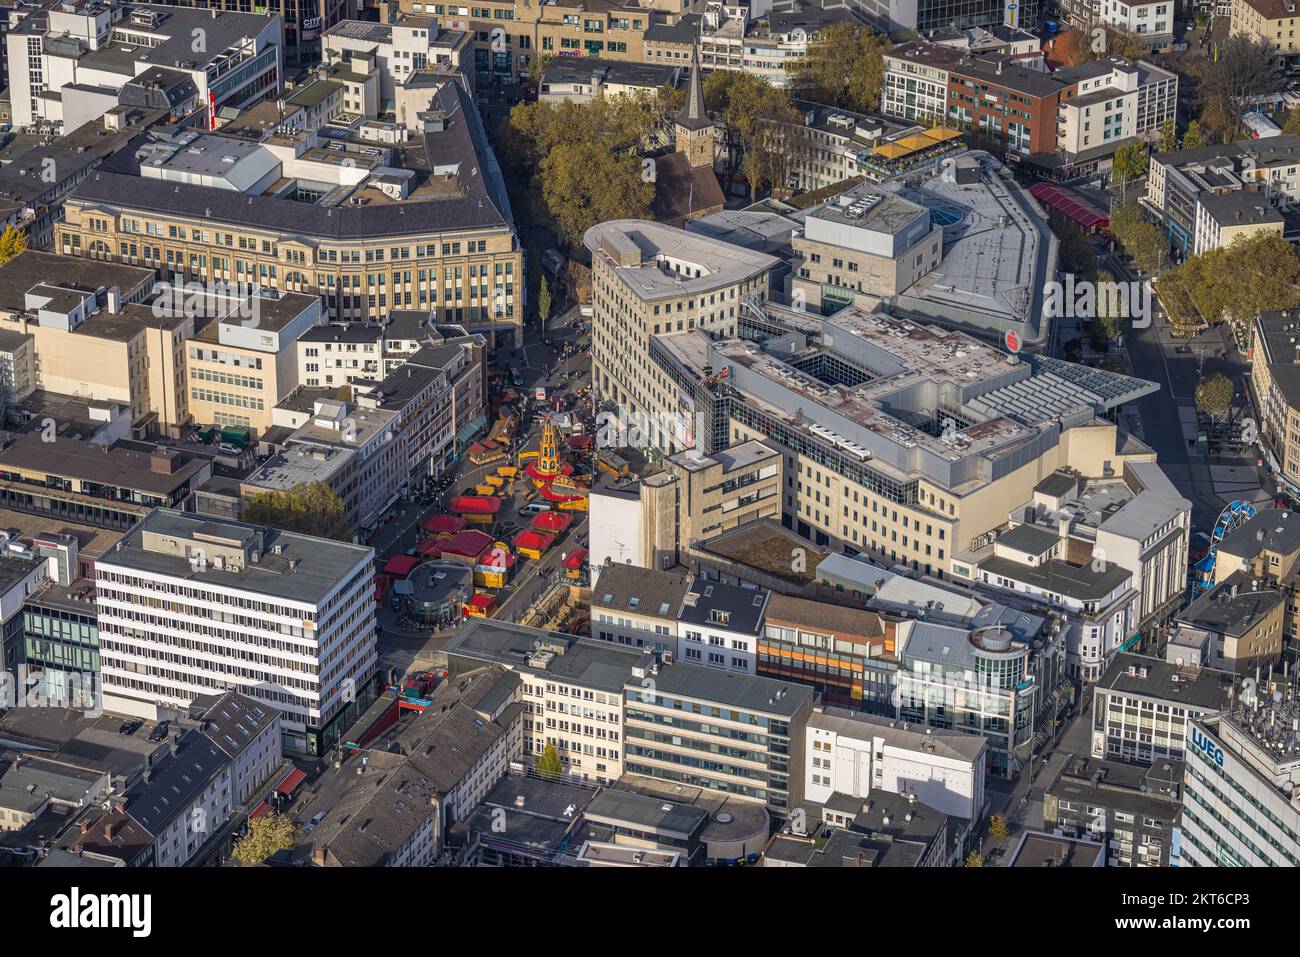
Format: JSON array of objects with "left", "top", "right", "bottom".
[
  {"left": 530, "top": 510, "right": 574, "bottom": 533},
  {"left": 439, "top": 529, "right": 495, "bottom": 565},
  {"left": 383, "top": 555, "right": 421, "bottom": 578},
  {"left": 562, "top": 547, "right": 588, "bottom": 580},
  {"left": 513, "top": 529, "right": 555, "bottom": 560},
  {"left": 464, "top": 593, "right": 496, "bottom": 618},
  {"left": 423, "top": 514, "right": 468, "bottom": 534}
]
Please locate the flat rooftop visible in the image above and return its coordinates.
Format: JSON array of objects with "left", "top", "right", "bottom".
[
  {"left": 583, "top": 220, "right": 779, "bottom": 304},
  {"left": 95, "top": 508, "right": 372, "bottom": 606},
  {"left": 0, "top": 433, "right": 207, "bottom": 496}
]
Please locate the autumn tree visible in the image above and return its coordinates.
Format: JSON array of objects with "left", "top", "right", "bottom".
[
  {"left": 989, "top": 813, "right": 1009, "bottom": 842},
  {"left": 1195, "top": 35, "right": 1280, "bottom": 143},
  {"left": 0, "top": 226, "right": 27, "bottom": 265},
  {"left": 1195, "top": 372, "right": 1234, "bottom": 420},
  {"left": 1157, "top": 117, "right": 1179, "bottom": 153},
  {"left": 704, "top": 70, "right": 808, "bottom": 199},
  {"left": 243, "top": 481, "right": 351, "bottom": 541},
  {"left": 965, "top": 850, "right": 983, "bottom": 867},
  {"left": 1163, "top": 233, "right": 1300, "bottom": 329},
  {"left": 1111, "top": 142, "right": 1148, "bottom": 200},
  {"left": 1181, "top": 119, "right": 1208, "bottom": 151},
  {"left": 1094, "top": 270, "right": 1123, "bottom": 345},
  {"left": 540, "top": 141, "right": 654, "bottom": 247},
  {"left": 536, "top": 742, "right": 563, "bottom": 781},
  {"left": 1108, "top": 203, "right": 1167, "bottom": 275},
  {"left": 499, "top": 96, "right": 661, "bottom": 245},
  {"left": 537, "top": 275, "right": 552, "bottom": 326},
  {"left": 1284, "top": 108, "right": 1300, "bottom": 137},
  {"left": 232, "top": 813, "right": 297, "bottom": 865},
  {"left": 792, "top": 22, "right": 889, "bottom": 114}
]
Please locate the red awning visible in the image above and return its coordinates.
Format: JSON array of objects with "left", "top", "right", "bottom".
[
  {"left": 250, "top": 801, "right": 271, "bottom": 820},
  {"left": 563, "top": 547, "right": 589, "bottom": 570},
  {"left": 275, "top": 768, "right": 307, "bottom": 796},
  {"left": 423, "top": 514, "right": 467, "bottom": 534},
  {"left": 468, "top": 594, "right": 494, "bottom": 609},
  {"left": 384, "top": 555, "right": 420, "bottom": 577},
  {"left": 1029, "top": 182, "right": 1109, "bottom": 229},
  {"left": 416, "top": 539, "right": 442, "bottom": 556},
  {"left": 531, "top": 510, "right": 573, "bottom": 532}
]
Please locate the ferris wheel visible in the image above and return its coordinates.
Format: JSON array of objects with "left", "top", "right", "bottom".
[{"left": 1197, "top": 500, "right": 1258, "bottom": 589}]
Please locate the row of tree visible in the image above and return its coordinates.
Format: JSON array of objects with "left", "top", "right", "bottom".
[{"left": 1155, "top": 232, "right": 1300, "bottom": 335}]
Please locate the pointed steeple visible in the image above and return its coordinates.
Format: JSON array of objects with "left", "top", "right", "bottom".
[{"left": 677, "top": 44, "right": 710, "bottom": 132}]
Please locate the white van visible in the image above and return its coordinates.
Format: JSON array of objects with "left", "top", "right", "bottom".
[{"left": 520, "top": 502, "right": 552, "bottom": 515}]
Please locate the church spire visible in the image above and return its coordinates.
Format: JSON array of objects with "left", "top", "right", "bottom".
[{"left": 677, "top": 44, "right": 710, "bottom": 132}]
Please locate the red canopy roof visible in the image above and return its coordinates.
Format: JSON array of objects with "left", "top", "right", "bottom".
[
  {"left": 440, "top": 529, "right": 494, "bottom": 559},
  {"left": 423, "top": 514, "right": 467, "bottom": 534},
  {"left": 384, "top": 555, "right": 420, "bottom": 577},
  {"left": 275, "top": 767, "right": 307, "bottom": 796},
  {"left": 467, "top": 593, "right": 494, "bottom": 609},
  {"left": 249, "top": 801, "right": 271, "bottom": 820},
  {"left": 568, "top": 435, "right": 593, "bottom": 450},
  {"left": 531, "top": 510, "right": 573, "bottom": 532},
  {"left": 449, "top": 495, "right": 501, "bottom": 515},
  {"left": 513, "top": 529, "right": 555, "bottom": 551},
  {"left": 1029, "top": 182, "right": 1108, "bottom": 229},
  {"left": 416, "top": 539, "right": 442, "bottom": 556},
  {"left": 562, "top": 547, "right": 589, "bottom": 570}
]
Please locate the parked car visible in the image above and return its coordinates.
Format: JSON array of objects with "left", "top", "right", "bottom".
[
  {"left": 303, "top": 811, "right": 326, "bottom": 834},
  {"left": 217, "top": 442, "right": 242, "bottom": 455},
  {"left": 118, "top": 719, "right": 143, "bottom": 736},
  {"left": 148, "top": 720, "right": 170, "bottom": 743}
]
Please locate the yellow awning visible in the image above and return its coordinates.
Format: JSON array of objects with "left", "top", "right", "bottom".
[{"left": 872, "top": 141, "right": 912, "bottom": 159}]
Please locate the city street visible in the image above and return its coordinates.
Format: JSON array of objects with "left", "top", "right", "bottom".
[{"left": 369, "top": 300, "right": 594, "bottom": 678}]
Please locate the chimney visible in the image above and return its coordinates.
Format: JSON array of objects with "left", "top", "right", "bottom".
[{"left": 80, "top": 820, "right": 91, "bottom": 835}]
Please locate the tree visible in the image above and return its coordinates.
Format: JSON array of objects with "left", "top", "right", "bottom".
[
  {"left": 539, "top": 141, "right": 654, "bottom": 247},
  {"left": 792, "top": 22, "right": 889, "bottom": 114},
  {"left": 1195, "top": 372, "right": 1234, "bottom": 419},
  {"left": 498, "top": 96, "right": 661, "bottom": 246},
  {"left": 1162, "top": 232, "right": 1300, "bottom": 330},
  {"left": 243, "top": 481, "right": 351, "bottom": 541},
  {"left": 1195, "top": 35, "right": 1280, "bottom": 143},
  {"left": 1094, "top": 270, "right": 1123, "bottom": 346},
  {"left": 334, "top": 385, "right": 352, "bottom": 402},
  {"left": 1181, "top": 119, "right": 1208, "bottom": 151},
  {"left": 1284, "top": 108, "right": 1300, "bottom": 137},
  {"left": 1157, "top": 117, "right": 1179, "bottom": 153},
  {"left": 232, "top": 813, "right": 297, "bottom": 865},
  {"left": 1111, "top": 142, "right": 1147, "bottom": 200},
  {"left": 0, "top": 226, "right": 27, "bottom": 265},
  {"left": 703, "top": 70, "right": 808, "bottom": 200},
  {"left": 538, "top": 276, "right": 552, "bottom": 325},
  {"left": 988, "top": 813, "right": 1009, "bottom": 842},
  {"left": 965, "top": 850, "right": 983, "bottom": 867},
  {"left": 526, "top": 51, "right": 554, "bottom": 87},
  {"left": 536, "top": 742, "right": 563, "bottom": 781},
  {"left": 1108, "top": 203, "right": 1167, "bottom": 275}
]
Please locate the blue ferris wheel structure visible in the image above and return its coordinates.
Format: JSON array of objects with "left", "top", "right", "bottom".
[{"left": 1191, "top": 500, "right": 1258, "bottom": 591}]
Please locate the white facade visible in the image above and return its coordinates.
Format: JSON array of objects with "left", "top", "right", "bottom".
[
  {"left": 805, "top": 708, "right": 987, "bottom": 820},
  {"left": 6, "top": 5, "right": 283, "bottom": 132},
  {"left": 94, "top": 510, "right": 376, "bottom": 753},
  {"left": 1181, "top": 712, "right": 1300, "bottom": 867},
  {"left": 589, "top": 487, "right": 644, "bottom": 584},
  {"left": 1099, "top": 0, "right": 1175, "bottom": 40},
  {"left": 675, "top": 614, "right": 757, "bottom": 674}
]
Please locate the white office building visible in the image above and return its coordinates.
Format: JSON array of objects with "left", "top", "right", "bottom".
[
  {"left": 805, "top": 706, "right": 988, "bottom": 821},
  {"left": 94, "top": 508, "right": 377, "bottom": 755},
  {"left": 1181, "top": 698, "right": 1300, "bottom": 867}
]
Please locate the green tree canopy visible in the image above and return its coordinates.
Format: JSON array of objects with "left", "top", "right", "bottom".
[
  {"left": 1157, "top": 117, "right": 1179, "bottom": 153},
  {"left": 232, "top": 813, "right": 297, "bottom": 865},
  {"left": 1112, "top": 142, "right": 1148, "bottom": 186},
  {"left": 539, "top": 142, "right": 654, "bottom": 247},
  {"left": 243, "top": 481, "right": 351, "bottom": 541},
  {"left": 1181, "top": 119, "right": 1208, "bottom": 151},
  {"left": 704, "top": 70, "right": 808, "bottom": 199},
  {"left": 536, "top": 742, "right": 563, "bottom": 781},
  {"left": 791, "top": 22, "right": 889, "bottom": 114},
  {"left": 1195, "top": 373, "right": 1234, "bottom": 418}
]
